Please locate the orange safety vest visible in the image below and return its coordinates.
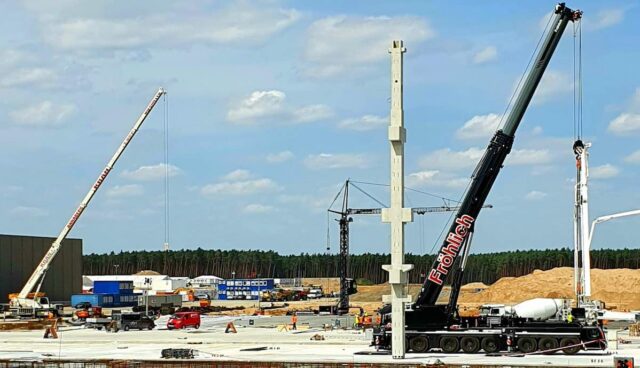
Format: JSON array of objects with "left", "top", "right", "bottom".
[{"left": 292, "top": 315, "right": 298, "bottom": 323}]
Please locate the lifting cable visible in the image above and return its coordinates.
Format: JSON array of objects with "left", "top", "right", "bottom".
[
  {"left": 573, "top": 19, "right": 584, "bottom": 140},
  {"left": 163, "top": 92, "right": 170, "bottom": 252}
]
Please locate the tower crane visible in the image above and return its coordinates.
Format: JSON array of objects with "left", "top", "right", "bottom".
[
  {"left": 9, "top": 88, "right": 166, "bottom": 318},
  {"left": 328, "top": 179, "right": 491, "bottom": 315}
]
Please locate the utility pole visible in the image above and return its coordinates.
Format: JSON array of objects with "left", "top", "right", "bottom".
[{"left": 381, "top": 40, "right": 413, "bottom": 359}]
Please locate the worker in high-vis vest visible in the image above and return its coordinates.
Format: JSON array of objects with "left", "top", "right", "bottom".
[{"left": 291, "top": 313, "right": 298, "bottom": 330}]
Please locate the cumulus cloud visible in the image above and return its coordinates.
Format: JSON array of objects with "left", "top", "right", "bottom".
[
  {"left": 624, "top": 150, "right": 640, "bottom": 164},
  {"left": 406, "top": 170, "right": 468, "bottom": 189},
  {"left": 304, "top": 153, "right": 370, "bottom": 170},
  {"left": 456, "top": 113, "right": 501, "bottom": 140},
  {"left": 243, "top": 203, "right": 275, "bottom": 214},
  {"left": 608, "top": 114, "right": 640, "bottom": 135},
  {"left": 202, "top": 178, "right": 280, "bottom": 197},
  {"left": 419, "top": 148, "right": 484, "bottom": 171},
  {"left": 9, "top": 101, "right": 76, "bottom": 127},
  {"left": 201, "top": 170, "right": 281, "bottom": 197},
  {"left": 507, "top": 149, "right": 553, "bottom": 166},
  {"left": 27, "top": 2, "right": 300, "bottom": 54},
  {"left": 266, "top": 151, "right": 294, "bottom": 163},
  {"left": 525, "top": 190, "right": 547, "bottom": 201},
  {"left": 121, "top": 163, "right": 181, "bottom": 181},
  {"left": 532, "top": 70, "right": 573, "bottom": 104},
  {"left": 590, "top": 8, "right": 624, "bottom": 30},
  {"left": 106, "top": 184, "right": 144, "bottom": 198},
  {"left": 10, "top": 206, "right": 48, "bottom": 217},
  {"left": 222, "top": 169, "right": 252, "bottom": 181},
  {"left": 227, "top": 90, "right": 332, "bottom": 125},
  {"left": 304, "top": 15, "right": 434, "bottom": 77},
  {"left": 0, "top": 68, "right": 58, "bottom": 88},
  {"left": 590, "top": 164, "right": 620, "bottom": 179},
  {"left": 339, "top": 115, "right": 388, "bottom": 131},
  {"left": 472, "top": 46, "right": 497, "bottom": 64}
]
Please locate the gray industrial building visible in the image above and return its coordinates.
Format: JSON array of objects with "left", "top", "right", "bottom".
[{"left": 0, "top": 234, "right": 82, "bottom": 303}]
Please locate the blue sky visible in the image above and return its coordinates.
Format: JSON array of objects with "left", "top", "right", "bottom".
[{"left": 1, "top": 1, "right": 639, "bottom": 256}]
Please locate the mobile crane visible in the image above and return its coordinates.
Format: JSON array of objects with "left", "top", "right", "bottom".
[
  {"left": 328, "top": 179, "right": 491, "bottom": 315},
  {"left": 9, "top": 88, "right": 166, "bottom": 318},
  {"left": 373, "top": 4, "right": 606, "bottom": 354}
]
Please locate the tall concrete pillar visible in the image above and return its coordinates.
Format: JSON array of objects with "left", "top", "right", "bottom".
[{"left": 381, "top": 40, "right": 414, "bottom": 359}]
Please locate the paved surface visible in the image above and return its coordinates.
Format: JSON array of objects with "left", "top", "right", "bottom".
[{"left": 0, "top": 322, "right": 638, "bottom": 367}]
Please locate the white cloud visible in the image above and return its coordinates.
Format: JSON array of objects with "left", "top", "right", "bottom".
[
  {"left": 419, "top": 148, "right": 484, "bottom": 171},
  {"left": 525, "top": 190, "right": 547, "bottom": 201},
  {"left": 243, "top": 204, "right": 275, "bottom": 214},
  {"left": 591, "top": 9, "right": 624, "bottom": 30},
  {"left": 624, "top": 150, "right": 640, "bottom": 164},
  {"left": 291, "top": 104, "right": 333, "bottom": 123},
  {"left": 121, "top": 163, "right": 181, "bottom": 181},
  {"left": 266, "top": 151, "right": 294, "bottom": 164},
  {"left": 201, "top": 178, "right": 280, "bottom": 197},
  {"left": 0, "top": 68, "right": 58, "bottom": 88},
  {"left": 30, "top": 2, "right": 300, "bottom": 53},
  {"left": 472, "top": 46, "right": 497, "bottom": 64},
  {"left": 106, "top": 184, "right": 144, "bottom": 198},
  {"left": 10, "top": 206, "right": 48, "bottom": 217},
  {"left": 227, "top": 90, "right": 286, "bottom": 123},
  {"left": 507, "top": 149, "right": 553, "bottom": 166},
  {"left": 456, "top": 113, "right": 501, "bottom": 140},
  {"left": 9, "top": 101, "right": 76, "bottom": 127},
  {"left": 532, "top": 70, "right": 573, "bottom": 104},
  {"left": 304, "top": 15, "right": 434, "bottom": 77},
  {"left": 406, "top": 170, "right": 468, "bottom": 189},
  {"left": 304, "top": 153, "right": 370, "bottom": 170},
  {"left": 339, "top": 115, "right": 388, "bottom": 131},
  {"left": 227, "top": 90, "right": 331, "bottom": 125},
  {"left": 590, "top": 164, "right": 620, "bottom": 179},
  {"left": 222, "top": 169, "right": 252, "bottom": 181},
  {"left": 608, "top": 114, "right": 640, "bottom": 135}
]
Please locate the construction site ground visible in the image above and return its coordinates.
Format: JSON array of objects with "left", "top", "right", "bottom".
[{"left": 0, "top": 320, "right": 638, "bottom": 367}]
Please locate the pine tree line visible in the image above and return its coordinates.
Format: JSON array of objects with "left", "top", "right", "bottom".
[{"left": 83, "top": 247, "right": 640, "bottom": 285}]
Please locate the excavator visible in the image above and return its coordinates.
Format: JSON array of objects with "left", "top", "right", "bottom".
[
  {"left": 8, "top": 88, "right": 166, "bottom": 318},
  {"left": 373, "top": 4, "right": 607, "bottom": 354}
]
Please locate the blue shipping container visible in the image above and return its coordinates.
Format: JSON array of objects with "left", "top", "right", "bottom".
[
  {"left": 93, "top": 280, "right": 134, "bottom": 294},
  {"left": 71, "top": 293, "right": 116, "bottom": 307}
]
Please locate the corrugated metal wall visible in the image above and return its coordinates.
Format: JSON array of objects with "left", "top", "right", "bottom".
[{"left": 0, "top": 234, "right": 82, "bottom": 303}]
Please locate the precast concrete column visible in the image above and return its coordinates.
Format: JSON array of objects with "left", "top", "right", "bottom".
[{"left": 381, "top": 40, "right": 413, "bottom": 359}]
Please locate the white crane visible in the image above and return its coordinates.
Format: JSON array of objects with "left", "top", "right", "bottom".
[
  {"left": 573, "top": 140, "right": 640, "bottom": 321},
  {"left": 10, "top": 88, "right": 166, "bottom": 317}
]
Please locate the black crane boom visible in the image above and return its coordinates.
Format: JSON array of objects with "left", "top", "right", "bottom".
[{"left": 414, "top": 3, "right": 581, "bottom": 308}]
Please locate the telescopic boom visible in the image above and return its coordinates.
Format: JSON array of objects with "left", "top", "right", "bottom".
[
  {"left": 13, "top": 88, "right": 166, "bottom": 305},
  {"left": 414, "top": 4, "right": 581, "bottom": 307}
]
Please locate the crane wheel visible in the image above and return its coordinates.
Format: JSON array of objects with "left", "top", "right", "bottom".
[
  {"left": 539, "top": 337, "right": 559, "bottom": 354},
  {"left": 440, "top": 336, "right": 459, "bottom": 353},
  {"left": 517, "top": 337, "right": 537, "bottom": 353},
  {"left": 460, "top": 336, "right": 480, "bottom": 353},
  {"left": 481, "top": 337, "right": 499, "bottom": 353},
  {"left": 559, "top": 337, "right": 581, "bottom": 355},
  {"left": 409, "top": 336, "right": 429, "bottom": 353}
]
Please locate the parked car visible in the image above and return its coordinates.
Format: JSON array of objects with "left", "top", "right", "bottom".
[
  {"left": 167, "top": 312, "right": 201, "bottom": 330},
  {"left": 110, "top": 313, "right": 156, "bottom": 331},
  {"left": 74, "top": 301, "right": 92, "bottom": 310},
  {"left": 195, "top": 293, "right": 210, "bottom": 301}
]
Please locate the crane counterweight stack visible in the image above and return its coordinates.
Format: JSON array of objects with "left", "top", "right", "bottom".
[{"left": 10, "top": 88, "right": 166, "bottom": 317}]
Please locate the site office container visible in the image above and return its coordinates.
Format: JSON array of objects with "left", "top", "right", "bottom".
[
  {"left": 218, "top": 278, "right": 274, "bottom": 300},
  {"left": 71, "top": 293, "right": 116, "bottom": 308},
  {"left": 93, "top": 281, "right": 134, "bottom": 295}
]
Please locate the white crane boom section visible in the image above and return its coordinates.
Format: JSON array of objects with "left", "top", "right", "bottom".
[{"left": 16, "top": 88, "right": 166, "bottom": 301}]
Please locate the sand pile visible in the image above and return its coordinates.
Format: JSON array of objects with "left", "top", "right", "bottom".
[{"left": 460, "top": 267, "right": 640, "bottom": 310}]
